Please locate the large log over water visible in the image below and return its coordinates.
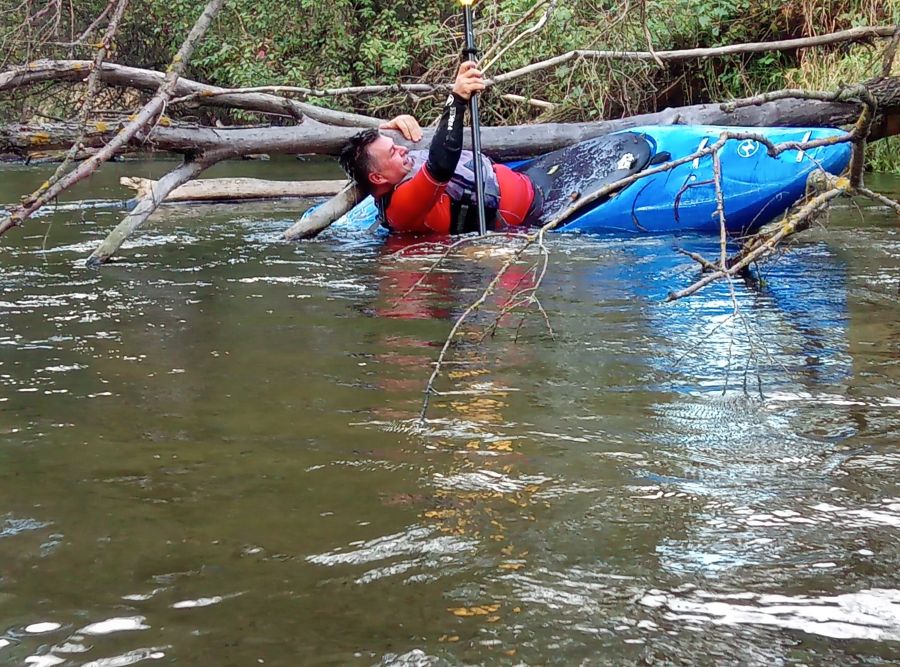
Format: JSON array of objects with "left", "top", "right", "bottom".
[{"left": 3, "top": 76, "right": 899, "bottom": 160}]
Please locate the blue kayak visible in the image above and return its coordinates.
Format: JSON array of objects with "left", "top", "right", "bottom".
[{"left": 317, "top": 125, "right": 851, "bottom": 236}]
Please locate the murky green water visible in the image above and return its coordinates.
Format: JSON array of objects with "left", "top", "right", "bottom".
[{"left": 1, "top": 159, "right": 898, "bottom": 666}]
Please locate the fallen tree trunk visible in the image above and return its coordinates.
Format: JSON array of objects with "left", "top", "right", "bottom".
[
  {"left": 120, "top": 176, "right": 347, "bottom": 201},
  {"left": 4, "top": 76, "right": 899, "bottom": 159}
]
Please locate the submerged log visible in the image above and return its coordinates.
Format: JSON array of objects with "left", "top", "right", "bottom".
[
  {"left": 283, "top": 182, "right": 362, "bottom": 241},
  {"left": 120, "top": 176, "right": 346, "bottom": 201}
]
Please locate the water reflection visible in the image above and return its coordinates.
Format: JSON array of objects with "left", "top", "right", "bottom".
[
  {"left": 345, "top": 230, "right": 899, "bottom": 661},
  {"left": 1, "top": 163, "right": 898, "bottom": 664}
]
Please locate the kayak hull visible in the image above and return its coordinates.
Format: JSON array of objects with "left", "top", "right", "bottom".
[{"left": 559, "top": 125, "right": 851, "bottom": 234}]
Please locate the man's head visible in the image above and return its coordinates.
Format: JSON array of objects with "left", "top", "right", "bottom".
[{"left": 339, "top": 129, "right": 413, "bottom": 195}]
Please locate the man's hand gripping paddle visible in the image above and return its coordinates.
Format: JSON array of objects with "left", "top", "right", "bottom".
[{"left": 460, "top": 0, "right": 488, "bottom": 236}]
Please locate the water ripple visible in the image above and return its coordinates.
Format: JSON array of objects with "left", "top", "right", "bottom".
[
  {"left": 307, "top": 525, "right": 476, "bottom": 584},
  {"left": 641, "top": 588, "right": 900, "bottom": 641}
]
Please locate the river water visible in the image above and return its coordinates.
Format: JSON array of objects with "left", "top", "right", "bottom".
[{"left": 0, "top": 159, "right": 898, "bottom": 666}]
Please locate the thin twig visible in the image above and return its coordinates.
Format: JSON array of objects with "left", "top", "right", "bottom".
[
  {"left": 481, "top": 0, "right": 558, "bottom": 74},
  {"left": 713, "top": 149, "right": 728, "bottom": 268},
  {"left": 72, "top": 0, "right": 116, "bottom": 46},
  {"left": 419, "top": 239, "right": 531, "bottom": 422}
]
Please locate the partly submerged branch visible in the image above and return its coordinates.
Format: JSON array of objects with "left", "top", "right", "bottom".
[
  {"left": 282, "top": 182, "right": 362, "bottom": 241},
  {"left": 0, "top": 0, "right": 227, "bottom": 237},
  {"left": 87, "top": 155, "right": 217, "bottom": 265},
  {"left": 667, "top": 177, "right": 853, "bottom": 302}
]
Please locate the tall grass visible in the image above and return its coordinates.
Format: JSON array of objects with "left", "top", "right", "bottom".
[
  {"left": 782, "top": 46, "right": 900, "bottom": 174},
  {"left": 780, "top": 0, "right": 900, "bottom": 174}
]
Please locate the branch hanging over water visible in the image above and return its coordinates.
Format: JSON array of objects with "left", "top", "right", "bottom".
[{"left": 0, "top": 0, "right": 227, "bottom": 237}]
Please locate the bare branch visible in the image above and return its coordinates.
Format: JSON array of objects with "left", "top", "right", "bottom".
[
  {"left": 639, "top": 0, "right": 664, "bottom": 69},
  {"left": 666, "top": 180, "right": 851, "bottom": 302},
  {"left": 0, "top": 61, "right": 384, "bottom": 127},
  {"left": 676, "top": 248, "right": 719, "bottom": 272},
  {"left": 45, "top": 0, "right": 129, "bottom": 190},
  {"left": 857, "top": 186, "right": 900, "bottom": 215},
  {"left": 480, "top": 0, "right": 550, "bottom": 68},
  {"left": 881, "top": 26, "right": 900, "bottom": 78},
  {"left": 0, "top": 0, "right": 225, "bottom": 236},
  {"left": 489, "top": 26, "right": 898, "bottom": 87},
  {"left": 481, "top": 0, "right": 558, "bottom": 74},
  {"left": 73, "top": 0, "right": 116, "bottom": 46},
  {"left": 168, "top": 81, "right": 446, "bottom": 101},
  {"left": 86, "top": 149, "right": 234, "bottom": 265},
  {"left": 500, "top": 93, "right": 556, "bottom": 110},
  {"left": 713, "top": 150, "right": 728, "bottom": 268},
  {"left": 419, "top": 235, "right": 535, "bottom": 422}
]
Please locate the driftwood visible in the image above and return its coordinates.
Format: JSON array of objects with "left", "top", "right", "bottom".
[{"left": 120, "top": 176, "right": 346, "bottom": 202}]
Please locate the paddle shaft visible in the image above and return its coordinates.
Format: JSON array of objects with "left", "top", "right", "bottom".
[{"left": 462, "top": 2, "right": 487, "bottom": 236}]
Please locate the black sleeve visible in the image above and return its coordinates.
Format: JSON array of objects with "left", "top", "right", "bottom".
[{"left": 426, "top": 93, "right": 468, "bottom": 183}]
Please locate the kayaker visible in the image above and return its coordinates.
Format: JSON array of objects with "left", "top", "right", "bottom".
[{"left": 339, "top": 61, "right": 536, "bottom": 235}]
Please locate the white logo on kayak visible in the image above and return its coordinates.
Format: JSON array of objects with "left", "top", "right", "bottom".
[
  {"left": 737, "top": 139, "right": 760, "bottom": 158},
  {"left": 616, "top": 153, "right": 635, "bottom": 170}
]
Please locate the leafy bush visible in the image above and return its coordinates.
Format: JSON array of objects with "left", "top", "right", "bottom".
[{"left": 0, "top": 0, "right": 896, "bottom": 171}]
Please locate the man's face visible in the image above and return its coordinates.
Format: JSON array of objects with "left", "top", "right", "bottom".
[{"left": 366, "top": 134, "right": 413, "bottom": 188}]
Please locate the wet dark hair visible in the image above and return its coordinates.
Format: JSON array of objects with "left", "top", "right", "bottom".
[{"left": 338, "top": 128, "right": 381, "bottom": 194}]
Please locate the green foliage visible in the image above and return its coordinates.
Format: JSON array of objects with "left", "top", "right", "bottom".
[
  {"left": 0, "top": 0, "right": 896, "bottom": 172},
  {"left": 866, "top": 137, "right": 900, "bottom": 174},
  {"left": 783, "top": 43, "right": 900, "bottom": 173}
]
